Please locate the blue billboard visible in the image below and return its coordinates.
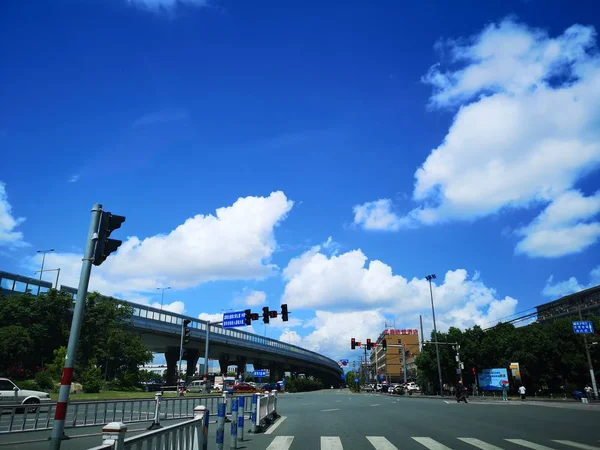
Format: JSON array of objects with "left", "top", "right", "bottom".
[{"left": 477, "top": 368, "right": 509, "bottom": 391}]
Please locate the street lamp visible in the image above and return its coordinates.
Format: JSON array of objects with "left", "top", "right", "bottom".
[
  {"left": 36, "top": 249, "right": 55, "bottom": 294},
  {"left": 34, "top": 268, "right": 61, "bottom": 289},
  {"left": 426, "top": 273, "right": 444, "bottom": 396},
  {"left": 157, "top": 287, "right": 171, "bottom": 311}
]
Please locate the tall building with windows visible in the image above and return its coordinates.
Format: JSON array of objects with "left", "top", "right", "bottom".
[{"left": 370, "top": 328, "right": 420, "bottom": 383}]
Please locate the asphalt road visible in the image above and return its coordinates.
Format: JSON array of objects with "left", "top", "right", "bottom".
[
  {"left": 242, "top": 389, "right": 599, "bottom": 450},
  {"left": 1, "top": 390, "right": 598, "bottom": 450}
]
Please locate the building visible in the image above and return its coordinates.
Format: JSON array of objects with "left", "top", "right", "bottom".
[
  {"left": 370, "top": 328, "right": 421, "bottom": 383},
  {"left": 536, "top": 284, "right": 600, "bottom": 324}
]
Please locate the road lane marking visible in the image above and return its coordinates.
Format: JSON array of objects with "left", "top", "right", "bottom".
[
  {"left": 553, "top": 441, "right": 600, "bottom": 450},
  {"left": 444, "top": 401, "right": 450, "bottom": 404},
  {"left": 301, "top": 403, "right": 316, "bottom": 405},
  {"left": 459, "top": 438, "right": 505, "bottom": 450},
  {"left": 413, "top": 437, "right": 453, "bottom": 450},
  {"left": 265, "top": 416, "right": 287, "bottom": 435},
  {"left": 367, "top": 436, "right": 399, "bottom": 449},
  {"left": 321, "top": 436, "right": 343, "bottom": 450},
  {"left": 505, "top": 439, "right": 556, "bottom": 450},
  {"left": 370, "top": 404, "right": 381, "bottom": 407},
  {"left": 266, "top": 436, "right": 294, "bottom": 450},
  {"left": 321, "top": 408, "right": 340, "bottom": 412}
]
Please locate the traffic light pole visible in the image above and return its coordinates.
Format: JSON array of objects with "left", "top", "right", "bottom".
[
  {"left": 178, "top": 322, "right": 185, "bottom": 388},
  {"left": 202, "top": 319, "right": 223, "bottom": 393},
  {"left": 578, "top": 307, "right": 599, "bottom": 399},
  {"left": 49, "top": 204, "right": 102, "bottom": 450}
]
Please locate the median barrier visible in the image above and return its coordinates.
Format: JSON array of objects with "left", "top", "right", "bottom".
[
  {"left": 87, "top": 405, "right": 209, "bottom": 450},
  {"left": 251, "top": 392, "right": 278, "bottom": 433}
]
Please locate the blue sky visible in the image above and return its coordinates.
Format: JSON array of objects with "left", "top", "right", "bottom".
[{"left": 1, "top": 0, "right": 600, "bottom": 365}]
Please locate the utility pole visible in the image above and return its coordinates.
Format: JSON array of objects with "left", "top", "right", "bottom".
[
  {"left": 578, "top": 306, "right": 598, "bottom": 399},
  {"left": 426, "top": 274, "right": 444, "bottom": 396},
  {"left": 401, "top": 343, "right": 407, "bottom": 383}
]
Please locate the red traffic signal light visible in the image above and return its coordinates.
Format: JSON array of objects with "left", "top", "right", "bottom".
[
  {"left": 366, "top": 339, "right": 372, "bottom": 350},
  {"left": 251, "top": 313, "right": 259, "bottom": 321},
  {"left": 472, "top": 367, "right": 476, "bottom": 375},
  {"left": 269, "top": 310, "right": 278, "bottom": 318},
  {"left": 351, "top": 338, "right": 356, "bottom": 350}
]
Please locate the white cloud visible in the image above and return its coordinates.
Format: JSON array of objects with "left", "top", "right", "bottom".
[
  {"left": 278, "top": 329, "right": 303, "bottom": 346},
  {"left": 126, "top": 0, "right": 209, "bottom": 13},
  {"left": 515, "top": 190, "right": 600, "bottom": 257},
  {"left": 542, "top": 264, "right": 600, "bottom": 298},
  {"left": 358, "top": 19, "right": 600, "bottom": 258},
  {"left": 352, "top": 199, "right": 405, "bottom": 231},
  {"left": 282, "top": 246, "right": 518, "bottom": 333},
  {"left": 149, "top": 300, "right": 186, "bottom": 314},
  {"left": 198, "top": 312, "right": 226, "bottom": 323},
  {"left": 0, "top": 182, "right": 27, "bottom": 247},
  {"left": 68, "top": 175, "right": 80, "bottom": 183},
  {"left": 243, "top": 290, "right": 266, "bottom": 307},
  {"left": 25, "top": 191, "right": 293, "bottom": 299}
]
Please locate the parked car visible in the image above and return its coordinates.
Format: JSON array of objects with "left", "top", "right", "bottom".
[
  {"left": 392, "top": 385, "right": 405, "bottom": 395},
  {"left": 261, "top": 382, "right": 281, "bottom": 392},
  {"left": 0, "top": 378, "right": 51, "bottom": 412}
]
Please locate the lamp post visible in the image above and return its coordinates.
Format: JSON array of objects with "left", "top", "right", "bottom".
[
  {"left": 426, "top": 273, "right": 444, "bottom": 396},
  {"left": 36, "top": 249, "right": 54, "bottom": 294},
  {"left": 157, "top": 287, "right": 171, "bottom": 311}
]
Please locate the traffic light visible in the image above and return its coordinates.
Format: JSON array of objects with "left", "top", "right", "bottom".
[
  {"left": 269, "top": 310, "right": 278, "bottom": 319},
  {"left": 351, "top": 338, "right": 356, "bottom": 350},
  {"left": 93, "top": 212, "right": 126, "bottom": 266},
  {"left": 262, "top": 306, "right": 270, "bottom": 324},
  {"left": 472, "top": 367, "right": 476, "bottom": 376},
  {"left": 182, "top": 319, "right": 191, "bottom": 345},
  {"left": 245, "top": 309, "right": 252, "bottom": 326},
  {"left": 251, "top": 313, "right": 259, "bottom": 321},
  {"left": 366, "top": 339, "right": 372, "bottom": 350},
  {"left": 382, "top": 339, "right": 387, "bottom": 352},
  {"left": 281, "top": 304, "right": 289, "bottom": 322}
]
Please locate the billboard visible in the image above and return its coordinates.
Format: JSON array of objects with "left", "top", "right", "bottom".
[
  {"left": 477, "top": 368, "right": 509, "bottom": 391},
  {"left": 509, "top": 362, "right": 521, "bottom": 383}
]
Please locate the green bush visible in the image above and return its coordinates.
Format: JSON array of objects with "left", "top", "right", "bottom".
[
  {"left": 18, "top": 380, "right": 40, "bottom": 391},
  {"left": 35, "top": 370, "right": 55, "bottom": 391},
  {"left": 285, "top": 377, "right": 323, "bottom": 393},
  {"left": 82, "top": 365, "right": 104, "bottom": 393}
]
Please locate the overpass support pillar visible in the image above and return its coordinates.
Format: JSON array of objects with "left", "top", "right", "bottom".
[
  {"left": 185, "top": 349, "right": 200, "bottom": 379},
  {"left": 165, "top": 347, "right": 180, "bottom": 385},
  {"left": 268, "top": 363, "right": 282, "bottom": 382},
  {"left": 219, "top": 355, "right": 230, "bottom": 376},
  {"left": 236, "top": 356, "right": 247, "bottom": 378}
]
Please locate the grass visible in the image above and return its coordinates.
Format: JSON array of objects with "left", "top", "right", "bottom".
[{"left": 49, "top": 390, "right": 223, "bottom": 402}]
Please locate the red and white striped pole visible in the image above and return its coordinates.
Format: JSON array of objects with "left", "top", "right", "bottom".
[{"left": 49, "top": 204, "right": 102, "bottom": 450}]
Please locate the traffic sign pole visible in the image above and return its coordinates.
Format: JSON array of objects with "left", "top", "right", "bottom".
[{"left": 578, "top": 308, "right": 598, "bottom": 399}]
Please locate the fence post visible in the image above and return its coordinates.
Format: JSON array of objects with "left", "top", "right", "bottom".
[
  {"left": 148, "top": 392, "right": 162, "bottom": 430},
  {"left": 101, "top": 422, "right": 127, "bottom": 450},
  {"left": 237, "top": 396, "right": 245, "bottom": 442},
  {"left": 230, "top": 398, "right": 238, "bottom": 449},
  {"left": 251, "top": 394, "right": 257, "bottom": 434},
  {"left": 194, "top": 405, "right": 208, "bottom": 450},
  {"left": 216, "top": 401, "right": 225, "bottom": 450},
  {"left": 273, "top": 392, "right": 278, "bottom": 419}
]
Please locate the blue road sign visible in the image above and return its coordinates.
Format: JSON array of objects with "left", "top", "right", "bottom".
[
  {"left": 223, "top": 310, "right": 247, "bottom": 328},
  {"left": 354, "top": 377, "right": 359, "bottom": 383},
  {"left": 341, "top": 373, "right": 346, "bottom": 381},
  {"left": 573, "top": 321, "right": 594, "bottom": 334},
  {"left": 253, "top": 370, "right": 268, "bottom": 377}
]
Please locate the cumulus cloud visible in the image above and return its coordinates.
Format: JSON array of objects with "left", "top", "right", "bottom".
[
  {"left": 542, "top": 265, "right": 600, "bottom": 298},
  {"left": 357, "top": 19, "right": 600, "bottom": 258},
  {"left": 281, "top": 246, "right": 518, "bottom": 349},
  {"left": 352, "top": 199, "right": 405, "bottom": 231},
  {"left": 68, "top": 175, "right": 80, "bottom": 183},
  {"left": 0, "top": 182, "right": 27, "bottom": 248},
  {"left": 243, "top": 291, "right": 267, "bottom": 307},
  {"left": 25, "top": 192, "right": 293, "bottom": 301},
  {"left": 126, "top": 0, "right": 209, "bottom": 13}
]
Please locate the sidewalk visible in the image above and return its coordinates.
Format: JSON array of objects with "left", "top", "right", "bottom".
[{"left": 373, "top": 391, "right": 600, "bottom": 404}]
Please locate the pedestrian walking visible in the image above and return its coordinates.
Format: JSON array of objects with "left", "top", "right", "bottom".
[
  {"left": 456, "top": 381, "right": 468, "bottom": 403},
  {"left": 584, "top": 385, "right": 593, "bottom": 402},
  {"left": 518, "top": 385, "right": 526, "bottom": 401},
  {"left": 502, "top": 382, "right": 509, "bottom": 401}
]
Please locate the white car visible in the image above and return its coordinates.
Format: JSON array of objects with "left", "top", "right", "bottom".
[{"left": 0, "top": 378, "right": 52, "bottom": 411}]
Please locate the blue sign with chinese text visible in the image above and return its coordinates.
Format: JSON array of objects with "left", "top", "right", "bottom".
[
  {"left": 223, "top": 310, "right": 247, "bottom": 328},
  {"left": 253, "top": 370, "right": 267, "bottom": 377},
  {"left": 477, "top": 368, "right": 509, "bottom": 391},
  {"left": 573, "top": 321, "right": 594, "bottom": 334}
]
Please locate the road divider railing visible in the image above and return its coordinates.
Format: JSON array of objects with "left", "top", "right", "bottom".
[
  {"left": 88, "top": 405, "right": 209, "bottom": 450},
  {"left": 0, "top": 393, "right": 254, "bottom": 435},
  {"left": 251, "top": 392, "right": 278, "bottom": 433}
]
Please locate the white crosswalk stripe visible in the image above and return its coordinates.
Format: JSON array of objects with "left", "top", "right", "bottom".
[
  {"left": 552, "top": 441, "right": 600, "bottom": 450},
  {"left": 266, "top": 436, "right": 294, "bottom": 450},
  {"left": 459, "top": 437, "right": 505, "bottom": 450},
  {"left": 413, "top": 437, "right": 454, "bottom": 450},
  {"left": 506, "top": 439, "right": 556, "bottom": 450},
  {"left": 262, "top": 435, "right": 597, "bottom": 450},
  {"left": 321, "top": 436, "right": 343, "bottom": 450},
  {"left": 367, "top": 436, "right": 399, "bottom": 449}
]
